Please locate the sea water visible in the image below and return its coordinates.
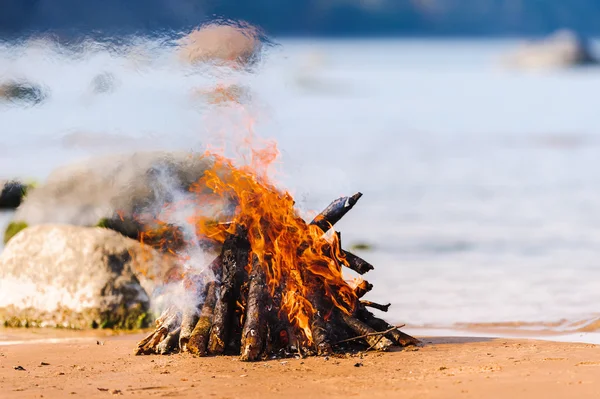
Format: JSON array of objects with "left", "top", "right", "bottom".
[{"left": 2, "top": 37, "right": 600, "bottom": 338}]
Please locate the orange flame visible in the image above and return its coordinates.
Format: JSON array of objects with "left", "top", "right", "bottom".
[{"left": 145, "top": 144, "right": 357, "bottom": 344}]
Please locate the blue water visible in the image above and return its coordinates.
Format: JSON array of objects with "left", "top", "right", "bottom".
[{"left": 2, "top": 37, "right": 600, "bottom": 330}]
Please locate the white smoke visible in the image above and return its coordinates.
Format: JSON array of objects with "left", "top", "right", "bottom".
[{"left": 143, "top": 162, "right": 218, "bottom": 317}]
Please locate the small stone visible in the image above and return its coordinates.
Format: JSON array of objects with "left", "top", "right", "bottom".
[
  {"left": 97, "top": 388, "right": 109, "bottom": 391},
  {"left": 14, "top": 366, "right": 25, "bottom": 371},
  {"left": 439, "top": 366, "right": 447, "bottom": 371},
  {"left": 354, "top": 362, "right": 363, "bottom": 367},
  {"left": 40, "top": 362, "right": 50, "bottom": 366}
]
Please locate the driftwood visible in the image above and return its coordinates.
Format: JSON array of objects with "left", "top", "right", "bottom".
[{"left": 134, "top": 191, "right": 417, "bottom": 360}]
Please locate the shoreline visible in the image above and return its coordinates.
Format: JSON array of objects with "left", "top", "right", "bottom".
[
  {"left": 4, "top": 324, "right": 600, "bottom": 346},
  {"left": 2, "top": 330, "right": 600, "bottom": 398}
]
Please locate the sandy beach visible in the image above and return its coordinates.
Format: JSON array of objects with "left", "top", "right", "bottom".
[{"left": 1, "top": 329, "right": 600, "bottom": 398}]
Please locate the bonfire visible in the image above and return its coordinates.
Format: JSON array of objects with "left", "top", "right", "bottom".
[{"left": 135, "top": 151, "right": 419, "bottom": 361}]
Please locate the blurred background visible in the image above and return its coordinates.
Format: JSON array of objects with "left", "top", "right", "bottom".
[{"left": 2, "top": 1, "right": 600, "bottom": 338}]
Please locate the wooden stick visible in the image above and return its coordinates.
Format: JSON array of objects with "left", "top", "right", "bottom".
[
  {"left": 359, "top": 308, "right": 421, "bottom": 347},
  {"left": 335, "top": 324, "right": 405, "bottom": 344},
  {"left": 187, "top": 282, "right": 217, "bottom": 356},
  {"left": 353, "top": 280, "right": 373, "bottom": 299},
  {"left": 135, "top": 307, "right": 181, "bottom": 355},
  {"left": 208, "top": 232, "right": 249, "bottom": 355},
  {"left": 310, "top": 192, "right": 363, "bottom": 233},
  {"left": 178, "top": 272, "right": 209, "bottom": 352},
  {"left": 360, "top": 300, "right": 391, "bottom": 312},
  {"left": 339, "top": 313, "right": 394, "bottom": 351},
  {"left": 341, "top": 250, "right": 375, "bottom": 274},
  {"left": 330, "top": 231, "right": 374, "bottom": 275},
  {"left": 240, "top": 254, "right": 267, "bottom": 361},
  {"left": 157, "top": 327, "right": 181, "bottom": 354}
]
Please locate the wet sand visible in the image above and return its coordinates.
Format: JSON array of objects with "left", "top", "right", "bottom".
[{"left": 2, "top": 330, "right": 600, "bottom": 398}]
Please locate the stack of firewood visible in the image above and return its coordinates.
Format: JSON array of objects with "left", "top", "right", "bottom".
[{"left": 135, "top": 192, "right": 419, "bottom": 361}]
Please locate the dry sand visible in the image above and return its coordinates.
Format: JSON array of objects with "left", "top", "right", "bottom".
[{"left": 2, "top": 329, "right": 600, "bottom": 398}]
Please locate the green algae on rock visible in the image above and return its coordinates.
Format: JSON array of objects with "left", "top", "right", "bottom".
[{"left": 3, "top": 221, "right": 28, "bottom": 244}]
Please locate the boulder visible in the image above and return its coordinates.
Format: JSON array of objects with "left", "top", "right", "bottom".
[
  {"left": 0, "top": 80, "right": 48, "bottom": 106},
  {"left": 90, "top": 71, "right": 119, "bottom": 94},
  {"left": 503, "top": 29, "right": 598, "bottom": 70},
  {"left": 0, "top": 180, "right": 29, "bottom": 209},
  {"left": 7, "top": 151, "right": 229, "bottom": 245},
  {"left": 0, "top": 224, "right": 181, "bottom": 329},
  {"left": 178, "top": 22, "right": 263, "bottom": 68}
]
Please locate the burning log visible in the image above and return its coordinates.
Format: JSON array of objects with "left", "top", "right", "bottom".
[
  {"left": 240, "top": 254, "right": 268, "bottom": 361},
  {"left": 353, "top": 280, "right": 373, "bottom": 299},
  {"left": 179, "top": 272, "right": 209, "bottom": 352},
  {"left": 208, "top": 232, "right": 250, "bottom": 355},
  {"left": 179, "top": 310, "right": 199, "bottom": 352},
  {"left": 341, "top": 250, "right": 375, "bottom": 275},
  {"left": 187, "top": 282, "right": 218, "bottom": 356},
  {"left": 303, "top": 271, "right": 333, "bottom": 356}
]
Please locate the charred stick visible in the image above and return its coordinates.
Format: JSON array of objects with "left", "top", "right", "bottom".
[
  {"left": 240, "top": 254, "right": 268, "bottom": 362},
  {"left": 135, "top": 307, "right": 182, "bottom": 355},
  {"left": 302, "top": 271, "right": 334, "bottom": 356},
  {"left": 341, "top": 250, "right": 375, "bottom": 274},
  {"left": 208, "top": 232, "right": 249, "bottom": 355},
  {"left": 179, "top": 309, "right": 199, "bottom": 352},
  {"left": 310, "top": 312, "right": 333, "bottom": 356},
  {"left": 360, "top": 300, "right": 390, "bottom": 312},
  {"left": 310, "top": 192, "right": 363, "bottom": 233},
  {"left": 227, "top": 233, "right": 251, "bottom": 355},
  {"left": 353, "top": 280, "right": 373, "bottom": 299},
  {"left": 336, "top": 324, "right": 404, "bottom": 344},
  {"left": 179, "top": 272, "right": 211, "bottom": 352},
  {"left": 187, "top": 282, "right": 218, "bottom": 356},
  {"left": 157, "top": 327, "right": 181, "bottom": 354},
  {"left": 358, "top": 307, "right": 420, "bottom": 347},
  {"left": 339, "top": 313, "right": 394, "bottom": 351},
  {"left": 310, "top": 206, "right": 375, "bottom": 276}
]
